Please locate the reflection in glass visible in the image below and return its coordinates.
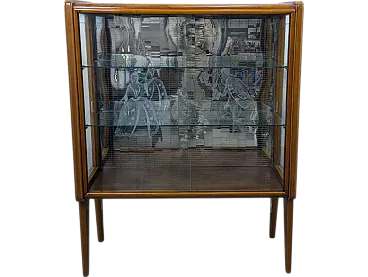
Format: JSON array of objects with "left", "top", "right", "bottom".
[
  {"left": 83, "top": 16, "right": 285, "bottom": 138},
  {"left": 79, "top": 14, "right": 289, "bottom": 186}
]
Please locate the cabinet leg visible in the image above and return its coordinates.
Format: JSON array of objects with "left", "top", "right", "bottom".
[
  {"left": 284, "top": 199, "right": 294, "bottom": 274},
  {"left": 79, "top": 201, "right": 90, "bottom": 277},
  {"left": 269, "top": 198, "right": 278, "bottom": 238},
  {"left": 95, "top": 199, "right": 104, "bottom": 242}
]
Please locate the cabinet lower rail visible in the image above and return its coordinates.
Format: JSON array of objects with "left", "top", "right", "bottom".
[{"left": 86, "top": 191, "right": 287, "bottom": 198}]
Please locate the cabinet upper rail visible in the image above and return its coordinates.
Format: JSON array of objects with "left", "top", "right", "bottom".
[{"left": 73, "top": 0, "right": 295, "bottom": 15}]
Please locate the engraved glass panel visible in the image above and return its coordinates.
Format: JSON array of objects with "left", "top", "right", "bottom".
[{"left": 79, "top": 13, "right": 289, "bottom": 192}]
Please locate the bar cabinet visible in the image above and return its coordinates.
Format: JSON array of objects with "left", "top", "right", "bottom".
[{"left": 65, "top": 1, "right": 303, "bottom": 275}]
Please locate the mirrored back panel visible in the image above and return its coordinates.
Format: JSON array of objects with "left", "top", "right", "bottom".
[{"left": 79, "top": 13, "right": 289, "bottom": 192}]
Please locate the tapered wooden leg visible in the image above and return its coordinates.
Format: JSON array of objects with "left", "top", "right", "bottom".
[
  {"left": 79, "top": 200, "right": 90, "bottom": 277},
  {"left": 269, "top": 198, "right": 279, "bottom": 238},
  {"left": 95, "top": 199, "right": 104, "bottom": 242},
  {"left": 284, "top": 199, "right": 294, "bottom": 274}
]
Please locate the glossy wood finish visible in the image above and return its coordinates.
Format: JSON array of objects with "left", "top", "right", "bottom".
[
  {"left": 94, "top": 199, "right": 104, "bottom": 242},
  {"left": 283, "top": 13, "right": 295, "bottom": 198},
  {"left": 281, "top": 4, "right": 303, "bottom": 270},
  {"left": 65, "top": 0, "right": 84, "bottom": 201},
  {"left": 73, "top": 9, "right": 89, "bottom": 197},
  {"left": 288, "top": 2, "right": 303, "bottom": 198},
  {"left": 72, "top": 0, "right": 295, "bottom": 2},
  {"left": 74, "top": 3, "right": 295, "bottom": 14},
  {"left": 284, "top": 198, "right": 293, "bottom": 273},
  {"left": 87, "top": 191, "right": 286, "bottom": 199},
  {"left": 269, "top": 198, "right": 279, "bottom": 238},
  {"left": 67, "top": 2, "right": 304, "bottom": 203},
  {"left": 64, "top": 2, "right": 303, "bottom": 275},
  {"left": 79, "top": 200, "right": 90, "bottom": 277}
]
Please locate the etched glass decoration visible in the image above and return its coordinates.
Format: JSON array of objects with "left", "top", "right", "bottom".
[{"left": 80, "top": 13, "right": 289, "bottom": 192}]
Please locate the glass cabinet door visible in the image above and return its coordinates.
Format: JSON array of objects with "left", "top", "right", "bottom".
[{"left": 78, "top": 13, "right": 289, "bottom": 192}]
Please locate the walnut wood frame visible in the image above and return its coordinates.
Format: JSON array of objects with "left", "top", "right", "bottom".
[{"left": 65, "top": 1, "right": 303, "bottom": 275}]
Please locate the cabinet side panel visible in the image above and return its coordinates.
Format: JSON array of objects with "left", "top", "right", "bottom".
[
  {"left": 65, "top": 1, "right": 84, "bottom": 201},
  {"left": 73, "top": 11, "right": 89, "bottom": 197},
  {"left": 284, "top": 12, "right": 295, "bottom": 198},
  {"left": 288, "top": 2, "right": 303, "bottom": 199}
]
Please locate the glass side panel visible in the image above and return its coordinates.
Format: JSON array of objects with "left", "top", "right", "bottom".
[
  {"left": 274, "top": 15, "right": 289, "bottom": 174},
  {"left": 78, "top": 13, "right": 289, "bottom": 192},
  {"left": 80, "top": 14, "right": 94, "bottom": 174}
]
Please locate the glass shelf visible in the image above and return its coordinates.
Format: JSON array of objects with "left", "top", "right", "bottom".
[
  {"left": 86, "top": 101, "right": 283, "bottom": 127},
  {"left": 82, "top": 54, "right": 287, "bottom": 69}
]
